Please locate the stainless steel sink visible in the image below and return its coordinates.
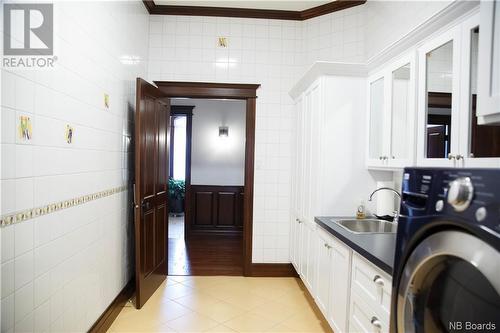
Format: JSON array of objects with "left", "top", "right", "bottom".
[{"left": 333, "top": 219, "right": 397, "bottom": 234}]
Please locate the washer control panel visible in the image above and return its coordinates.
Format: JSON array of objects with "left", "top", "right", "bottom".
[{"left": 401, "top": 168, "right": 500, "bottom": 233}]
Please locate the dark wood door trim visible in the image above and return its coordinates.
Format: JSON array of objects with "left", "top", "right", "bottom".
[
  {"left": 155, "top": 81, "right": 260, "bottom": 99},
  {"left": 157, "top": 81, "right": 259, "bottom": 277},
  {"left": 243, "top": 97, "right": 256, "bottom": 276},
  {"left": 251, "top": 264, "right": 299, "bottom": 277},
  {"left": 142, "top": 0, "right": 366, "bottom": 21}
]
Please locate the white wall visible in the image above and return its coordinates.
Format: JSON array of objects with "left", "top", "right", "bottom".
[
  {"left": 364, "top": 0, "right": 452, "bottom": 60},
  {"left": 148, "top": 15, "right": 299, "bottom": 263},
  {"left": 147, "top": 1, "right": 458, "bottom": 264},
  {"left": 172, "top": 99, "right": 246, "bottom": 186},
  {"left": 300, "top": 5, "right": 365, "bottom": 65},
  {"left": 0, "top": 1, "right": 149, "bottom": 331}
]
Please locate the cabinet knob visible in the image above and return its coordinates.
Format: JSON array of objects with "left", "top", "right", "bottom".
[
  {"left": 373, "top": 275, "right": 385, "bottom": 287},
  {"left": 448, "top": 153, "right": 456, "bottom": 160},
  {"left": 371, "top": 317, "right": 382, "bottom": 330}
]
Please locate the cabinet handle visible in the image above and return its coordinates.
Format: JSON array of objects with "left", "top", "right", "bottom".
[
  {"left": 371, "top": 317, "right": 382, "bottom": 330},
  {"left": 448, "top": 153, "right": 456, "bottom": 160},
  {"left": 373, "top": 275, "right": 385, "bottom": 287}
]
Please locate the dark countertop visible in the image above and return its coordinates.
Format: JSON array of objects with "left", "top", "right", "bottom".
[{"left": 315, "top": 216, "right": 396, "bottom": 275}]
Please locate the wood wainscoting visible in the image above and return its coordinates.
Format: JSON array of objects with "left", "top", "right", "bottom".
[{"left": 187, "top": 185, "right": 244, "bottom": 235}]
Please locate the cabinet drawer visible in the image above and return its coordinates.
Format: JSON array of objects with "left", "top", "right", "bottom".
[
  {"left": 351, "top": 253, "right": 392, "bottom": 319},
  {"left": 349, "top": 288, "right": 389, "bottom": 333}
]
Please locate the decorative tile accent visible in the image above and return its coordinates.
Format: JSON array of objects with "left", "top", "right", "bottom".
[{"left": 0, "top": 185, "right": 127, "bottom": 228}]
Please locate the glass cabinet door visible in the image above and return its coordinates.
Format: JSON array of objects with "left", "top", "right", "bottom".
[
  {"left": 369, "top": 77, "right": 385, "bottom": 160},
  {"left": 467, "top": 26, "right": 500, "bottom": 159},
  {"left": 391, "top": 64, "right": 411, "bottom": 160},
  {"left": 425, "top": 40, "right": 455, "bottom": 159}
]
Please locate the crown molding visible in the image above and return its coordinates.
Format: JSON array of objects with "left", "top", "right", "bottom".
[
  {"left": 366, "top": 0, "right": 479, "bottom": 72},
  {"left": 142, "top": 0, "right": 366, "bottom": 21}
]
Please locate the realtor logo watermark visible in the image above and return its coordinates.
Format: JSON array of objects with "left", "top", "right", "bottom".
[{"left": 3, "top": 3, "right": 57, "bottom": 68}]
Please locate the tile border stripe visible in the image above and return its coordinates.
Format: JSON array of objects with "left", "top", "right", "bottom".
[{"left": 0, "top": 185, "right": 128, "bottom": 228}]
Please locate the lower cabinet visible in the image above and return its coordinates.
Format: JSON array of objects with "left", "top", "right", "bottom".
[
  {"left": 316, "top": 227, "right": 351, "bottom": 333},
  {"left": 293, "top": 225, "right": 392, "bottom": 333}
]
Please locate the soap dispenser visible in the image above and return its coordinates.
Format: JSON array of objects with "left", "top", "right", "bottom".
[{"left": 356, "top": 201, "right": 366, "bottom": 219}]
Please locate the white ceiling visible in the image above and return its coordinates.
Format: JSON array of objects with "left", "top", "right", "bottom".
[{"left": 154, "top": 1, "right": 332, "bottom": 11}]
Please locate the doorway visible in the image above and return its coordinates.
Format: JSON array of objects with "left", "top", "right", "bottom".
[
  {"left": 168, "top": 98, "right": 246, "bottom": 276},
  {"left": 134, "top": 80, "right": 260, "bottom": 309}
]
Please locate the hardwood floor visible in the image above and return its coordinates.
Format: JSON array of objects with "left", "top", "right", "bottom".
[{"left": 168, "top": 216, "right": 243, "bottom": 276}]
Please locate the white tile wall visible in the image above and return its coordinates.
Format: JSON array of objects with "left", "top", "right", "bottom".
[
  {"left": 147, "top": 15, "right": 303, "bottom": 263},
  {"left": 146, "top": 2, "right": 453, "bottom": 263},
  {"left": 1, "top": 1, "right": 148, "bottom": 332},
  {"left": 301, "top": 5, "right": 365, "bottom": 65}
]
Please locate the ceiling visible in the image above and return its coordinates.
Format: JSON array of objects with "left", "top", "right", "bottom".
[{"left": 153, "top": 1, "right": 332, "bottom": 11}]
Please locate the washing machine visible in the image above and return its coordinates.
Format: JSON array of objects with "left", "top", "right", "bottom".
[{"left": 390, "top": 168, "right": 500, "bottom": 333}]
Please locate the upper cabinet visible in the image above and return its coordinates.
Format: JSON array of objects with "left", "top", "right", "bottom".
[
  {"left": 366, "top": 53, "right": 416, "bottom": 169},
  {"left": 417, "top": 12, "right": 500, "bottom": 168},
  {"left": 477, "top": 0, "right": 500, "bottom": 125}
]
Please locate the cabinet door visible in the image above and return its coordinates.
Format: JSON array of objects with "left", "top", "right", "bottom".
[
  {"left": 459, "top": 13, "right": 500, "bottom": 167},
  {"left": 328, "top": 238, "right": 351, "bottom": 333},
  {"left": 316, "top": 230, "right": 332, "bottom": 316},
  {"left": 477, "top": 0, "right": 500, "bottom": 124},
  {"left": 366, "top": 74, "right": 389, "bottom": 167},
  {"left": 388, "top": 54, "right": 416, "bottom": 168},
  {"left": 417, "top": 26, "right": 462, "bottom": 167},
  {"left": 290, "top": 214, "right": 300, "bottom": 272},
  {"left": 299, "top": 221, "right": 317, "bottom": 294}
]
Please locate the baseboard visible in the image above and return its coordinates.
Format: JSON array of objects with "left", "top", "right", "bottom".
[
  {"left": 251, "top": 263, "right": 299, "bottom": 277},
  {"left": 88, "top": 279, "right": 134, "bottom": 333}
]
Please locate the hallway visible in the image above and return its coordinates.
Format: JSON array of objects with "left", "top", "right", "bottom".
[
  {"left": 108, "top": 276, "right": 332, "bottom": 332},
  {"left": 168, "top": 217, "right": 244, "bottom": 276}
]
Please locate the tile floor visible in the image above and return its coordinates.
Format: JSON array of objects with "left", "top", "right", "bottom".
[{"left": 108, "top": 276, "right": 332, "bottom": 333}]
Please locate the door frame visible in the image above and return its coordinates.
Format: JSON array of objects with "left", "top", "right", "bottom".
[{"left": 155, "top": 81, "right": 259, "bottom": 276}]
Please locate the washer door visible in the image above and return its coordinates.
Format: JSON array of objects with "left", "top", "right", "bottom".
[{"left": 397, "top": 230, "right": 500, "bottom": 333}]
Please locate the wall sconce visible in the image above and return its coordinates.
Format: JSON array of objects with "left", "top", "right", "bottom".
[{"left": 219, "top": 126, "right": 229, "bottom": 137}]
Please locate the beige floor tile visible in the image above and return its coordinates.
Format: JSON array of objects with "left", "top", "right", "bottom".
[
  {"left": 174, "top": 292, "right": 220, "bottom": 312},
  {"left": 110, "top": 276, "right": 330, "bottom": 333},
  {"left": 279, "top": 313, "right": 333, "bottom": 333},
  {"left": 195, "top": 300, "right": 246, "bottom": 323},
  {"left": 248, "top": 300, "right": 298, "bottom": 323},
  {"left": 203, "top": 324, "right": 237, "bottom": 332},
  {"left": 223, "top": 313, "right": 279, "bottom": 333},
  {"left": 109, "top": 299, "right": 191, "bottom": 330},
  {"left": 166, "top": 312, "right": 220, "bottom": 332},
  {"left": 162, "top": 282, "right": 196, "bottom": 300}
]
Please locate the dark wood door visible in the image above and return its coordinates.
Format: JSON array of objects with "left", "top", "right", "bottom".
[
  {"left": 427, "top": 125, "right": 446, "bottom": 158},
  {"left": 134, "top": 78, "right": 170, "bottom": 309}
]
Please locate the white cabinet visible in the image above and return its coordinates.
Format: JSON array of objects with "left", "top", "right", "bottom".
[
  {"left": 417, "top": 12, "right": 500, "bottom": 168},
  {"left": 366, "top": 53, "right": 416, "bottom": 169},
  {"left": 349, "top": 253, "right": 392, "bottom": 333},
  {"left": 316, "top": 227, "right": 351, "bottom": 333},
  {"left": 477, "top": 0, "right": 500, "bottom": 125}
]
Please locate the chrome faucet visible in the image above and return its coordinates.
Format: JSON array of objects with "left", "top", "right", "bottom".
[{"left": 368, "top": 187, "right": 402, "bottom": 223}]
